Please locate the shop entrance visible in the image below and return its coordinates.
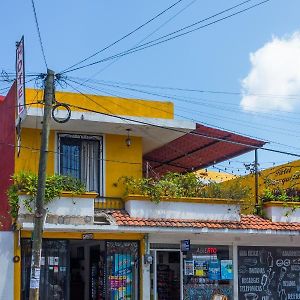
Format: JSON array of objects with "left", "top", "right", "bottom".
[
  {"left": 150, "top": 249, "right": 181, "bottom": 300},
  {"left": 21, "top": 239, "right": 139, "bottom": 300}
]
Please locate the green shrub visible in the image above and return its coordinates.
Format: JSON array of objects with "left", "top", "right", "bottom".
[
  {"left": 118, "top": 172, "right": 249, "bottom": 203},
  {"left": 7, "top": 172, "right": 86, "bottom": 219}
]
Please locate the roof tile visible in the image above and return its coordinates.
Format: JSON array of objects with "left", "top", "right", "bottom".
[{"left": 107, "top": 211, "right": 300, "bottom": 232}]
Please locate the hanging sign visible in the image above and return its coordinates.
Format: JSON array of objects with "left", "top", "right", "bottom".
[
  {"left": 181, "top": 239, "right": 191, "bottom": 251},
  {"left": 16, "top": 36, "right": 26, "bottom": 125}
]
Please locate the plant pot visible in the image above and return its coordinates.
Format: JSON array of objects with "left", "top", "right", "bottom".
[{"left": 263, "top": 201, "right": 300, "bottom": 222}]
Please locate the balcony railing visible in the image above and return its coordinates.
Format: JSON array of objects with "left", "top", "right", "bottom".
[{"left": 94, "top": 197, "right": 125, "bottom": 210}]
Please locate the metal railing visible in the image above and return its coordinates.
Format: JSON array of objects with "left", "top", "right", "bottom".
[{"left": 94, "top": 196, "right": 124, "bottom": 210}]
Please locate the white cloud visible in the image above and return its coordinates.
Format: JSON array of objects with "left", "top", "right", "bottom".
[{"left": 240, "top": 32, "right": 300, "bottom": 112}]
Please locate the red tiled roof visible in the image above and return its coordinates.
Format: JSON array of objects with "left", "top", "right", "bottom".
[{"left": 109, "top": 210, "right": 300, "bottom": 232}]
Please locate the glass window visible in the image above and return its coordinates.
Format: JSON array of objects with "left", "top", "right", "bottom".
[
  {"left": 58, "top": 134, "right": 103, "bottom": 194},
  {"left": 183, "top": 245, "right": 233, "bottom": 300}
]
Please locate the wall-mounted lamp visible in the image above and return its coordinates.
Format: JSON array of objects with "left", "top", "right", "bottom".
[{"left": 125, "top": 129, "right": 132, "bottom": 147}]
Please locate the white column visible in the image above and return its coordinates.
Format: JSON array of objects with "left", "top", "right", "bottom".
[
  {"left": 142, "top": 256, "right": 151, "bottom": 300},
  {"left": 232, "top": 242, "right": 239, "bottom": 300},
  {"left": 0, "top": 231, "right": 14, "bottom": 299}
]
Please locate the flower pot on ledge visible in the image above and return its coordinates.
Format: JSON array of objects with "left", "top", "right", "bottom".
[
  {"left": 263, "top": 201, "right": 300, "bottom": 223},
  {"left": 124, "top": 195, "right": 243, "bottom": 221}
]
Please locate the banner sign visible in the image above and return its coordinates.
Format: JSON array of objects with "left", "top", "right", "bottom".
[{"left": 16, "top": 36, "right": 26, "bottom": 124}]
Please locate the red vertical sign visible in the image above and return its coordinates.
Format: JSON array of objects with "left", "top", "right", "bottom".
[{"left": 16, "top": 36, "right": 26, "bottom": 124}]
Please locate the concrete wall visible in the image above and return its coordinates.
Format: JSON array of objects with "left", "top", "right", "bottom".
[
  {"left": 125, "top": 199, "right": 241, "bottom": 221},
  {"left": 0, "top": 232, "right": 14, "bottom": 299}
]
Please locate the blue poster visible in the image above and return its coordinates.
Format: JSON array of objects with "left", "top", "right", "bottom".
[
  {"left": 111, "top": 254, "right": 133, "bottom": 300},
  {"left": 221, "top": 259, "right": 233, "bottom": 280},
  {"left": 208, "top": 260, "right": 221, "bottom": 280}
]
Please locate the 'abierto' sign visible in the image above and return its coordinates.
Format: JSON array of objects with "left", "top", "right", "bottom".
[{"left": 16, "top": 36, "right": 26, "bottom": 124}]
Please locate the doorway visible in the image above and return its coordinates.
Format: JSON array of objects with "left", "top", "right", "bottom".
[
  {"left": 150, "top": 249, "right": 181, "bottom": 300},
  {"left": 21, "top": 239, "right": 140, "bottom": 300}
]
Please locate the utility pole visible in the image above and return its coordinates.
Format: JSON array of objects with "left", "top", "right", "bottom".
[
  {"left": 29, "top": 69, "right": 55, "bottom": 300},
  {"left": 254, "top": 149, "right": 259, "bottom": 214}
]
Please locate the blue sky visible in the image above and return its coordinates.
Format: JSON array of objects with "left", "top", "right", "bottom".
[{"left": 1, "top": 0, "right": 300, "bottom": 175}]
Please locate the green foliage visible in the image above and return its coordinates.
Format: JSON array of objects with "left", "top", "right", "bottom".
[
  {"left": 118, "top": 172, "right": 249, "bottom": 203},
  {"left": 261, "top": 172, "right": 300, "bottom": 216},
  {"left": 7, "top": 172, "right": 86, "bottom": 219}
]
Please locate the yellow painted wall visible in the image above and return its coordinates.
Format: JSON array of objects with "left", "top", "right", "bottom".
[
  {"left": 224, "top": 160, "right": 300, "bottom": 212},
  {"left": 105, "top": 134, "right": 143, "bottom": 197},
  {"left": 15, "top": 129, "right": 142, "bottom": 198},
  {"left": 16, "top": 89, "right": 170, "bottom": 197},
  {"left": 25, "top": 88, "right": 174, "bottom": 119},
  {"left": 15, "top": 128, "right": 55, "bottom": 174}
]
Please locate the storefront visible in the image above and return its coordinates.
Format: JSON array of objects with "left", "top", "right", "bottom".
[
  {"left": 150, "top": 243, "right": 233, "bottom": 300},
  {"left": 20, "top": 238, "right": 140, "bottom": 300}
]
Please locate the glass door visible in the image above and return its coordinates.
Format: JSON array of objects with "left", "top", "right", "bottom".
[
  {"left": 105, "top": 241, "right": 139, "bottom": 300},
  {"left": 150, "top": 249, "right": 182, "bottom": 300}
]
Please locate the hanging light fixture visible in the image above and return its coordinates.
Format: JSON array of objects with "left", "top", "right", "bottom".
[{"left": 125, "top": 129, "right": 132, "bottom": 147}]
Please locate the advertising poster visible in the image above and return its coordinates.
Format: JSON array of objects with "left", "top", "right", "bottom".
[
  {"left": 221, "top": 260, "right": 233, "bottom": 280},
  {"left": 194, "top": 259, "right": 208, "bottom": 277},
  {"left": 112, "top": 254, "right": 133, "bottom": 299},
  {"left": 208, "top": 260, "right": 221, "bottom": 280},
  {"left": 184, "top": 260, "right": 194, "bottom": 276}
]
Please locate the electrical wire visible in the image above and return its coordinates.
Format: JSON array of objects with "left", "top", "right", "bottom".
[
  {"left": 61, "top": 0, "right": 184, "bottom": 73},
  {"left": 60, "top": 0, "right": 270, "bottom": 75},
  {"left": 65, "top": 77, "right": 300, "bottom": 152},
  {"left": 86, "top": 0, "right": 198, "bottom": 79},
  {"left": 30, "top": 0, "right": 48, "bottom": 69},
  {"left": 57, "top": 83, "right": 300, "bottom": 158},
  {"left": 0, "top": 140, "right": 141, "bottom": 166},
  {"left": 76, "top": 77, "right": 300, "bottom": 103}
]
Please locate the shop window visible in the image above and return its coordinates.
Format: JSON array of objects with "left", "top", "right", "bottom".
[
  {"left": 21, "top": 239, "right": 140, "bottom": 300},
  {"left": 58, "top": 134, "right": 103, "bottom": 194},
  {"left": 21, "top": 239, "right": 70, "bottom": 300},
  {"left": 183, "top": 245, "right": 233, "bottom": 300}
]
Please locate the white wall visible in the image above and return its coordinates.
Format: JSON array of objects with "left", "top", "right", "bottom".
[
  {"left": 0, "top": 231, "right": 14, "bottom": 300},
  {"left": 264, "top": 205, "right": 300, "bottom": 222},
  {"left": 19, "top": 195, "right": 94, "bottom": 217},
  {"left": 125, "top": 199, "right": 241, "bottom": 221}
]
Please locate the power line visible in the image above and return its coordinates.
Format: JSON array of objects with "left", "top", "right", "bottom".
[
  {"left": 60, "top": 0, "right": 270, "bottom": 75},
  {"left": 0, "top": 140, "right": 141, "bottom": 166},
  {"left": 60, "top": 0, "right": 184, "bottom": 73},
  {"left": 86, "top": 0, "right": 198, "bottom": 79},
  {"left": 66, "top": 77, "right": 300, "bottom": 152},
  {"left": 57, "top": 83, "right": 300, "bottom": 158},
  {"left": 63, "top": 79, "right": 254, "bottom": 168},
  {"left": 76, "top": 78, "right": 300, "bottom": 128},
  {"left": 30, "top": 0, "right": 48, "bottom": 69},
  {"left": 77, "top": 77, "right": 300, "bottom": 101}
]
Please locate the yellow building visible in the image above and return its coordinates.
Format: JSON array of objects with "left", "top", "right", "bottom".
[{"left": 5, "top": 84, "right": 300, "bottom": 300}]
